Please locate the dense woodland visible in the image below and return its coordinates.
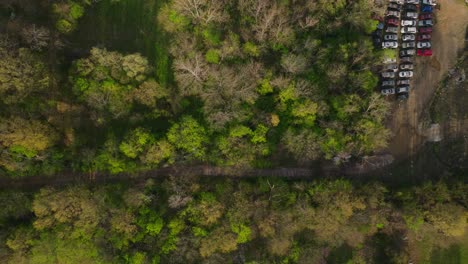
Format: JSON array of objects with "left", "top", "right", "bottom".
[
  {"left": 0, "top": 1, "right": 467, "bottom": 263},
  {"left": 1, "top": 177, "right": 467, "bottom": 263},
  {"left": 0, "top": 0, "right": 391, "bottom": 177}
]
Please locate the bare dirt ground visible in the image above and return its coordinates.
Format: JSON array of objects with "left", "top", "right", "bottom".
[{"left": 388, "top": 0, "right": 468, "bottom": 160}]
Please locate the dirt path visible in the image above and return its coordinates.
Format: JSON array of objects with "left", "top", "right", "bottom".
[{"left": 388, "top": 0, "right": 468, "bottom": 160}]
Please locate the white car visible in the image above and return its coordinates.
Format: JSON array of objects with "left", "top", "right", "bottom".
[
  {"left": 386, "top": 27, "right": 399, "bottom": 33},
  {"left": 402, "top": 42, "right": 416, "bottom": 49},
  {"left": 382, "top": 72, "right": 396, "bottom": 78},
  {"left": 400, "top": 63, "right": 414, "bottom": 70},
  {"left": 402, "top": 34, "right": 415, "bottom": 41},
  {"left": 383, "top": 58, "right": 397, "bottom": 64},
  {"left": 417, "top": 42, "right": 432, "bottom": 49},
  {"left": 399, "top": 71, "right": 414, "bottom": 78},
  {"left": 401, "top": 20, "right": 417, "bottom": 27},
  {"left": 384, "top": 34, "right": 398, "bottom": 41},
  {"left": 386, "top": 10, "right": 400, "bottom": 18},
  {"left": 405, "top": 12, "right": 418, "bottom": 19},
  {"left": 405, "top": 0, "right": 419, "bottom": 4},
  {"left": 401, "top": 27, "right": 417, "bottom": 34},
  {"left": 382, "top": 41, "right": 398, "bottom": 49},
  {"left": 422, "top": 0, "right": 437, "bottom": 6}
]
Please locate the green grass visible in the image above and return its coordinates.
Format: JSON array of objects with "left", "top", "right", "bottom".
[{"left": 71, "top": 0, "right": 172, "bottom": 86}]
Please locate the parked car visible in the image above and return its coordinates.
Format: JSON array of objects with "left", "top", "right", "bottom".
[
  {"left": 386, "top": 10, "right": 400, "bottom": 17},
  {"left": 401, "top": 27, "right": 417, "bottom": 34},
  {"left": 422, "top": 0, "right": 437, "bottom": 6},
  {"left": 397, "top": 79, "right": 411, "bottom": 85},
  {"left": 398, "top": 92, "right": 409, "bottom": 100},
  {"left": 382, "top": 80, "right": 396, "bottom": 86},
  {"left": 400, "top": 56, "right": 413, "bottom": 63},
  {"left": 405, "top": 0, "right": 419, "bottom": 4},
  {"left": 421, "top": 5, "right": 433, "bottom": 13},
  {"left": 402, "top": 34, "right": 416, "bottom": 41},
  {"left": 417, "top": 42, "right": 431, "bottom": 49},
  {"left": 400, "top": 63, "right": 414, "bottom": 70},
  {"left": 399, "top": 71, "right": 414, "bottom": 78},
  {"left": 397, "top": 86, "right": 410, "bottom": 93},
  {"left": 418, "top": 20, "right": 433, "bottom": 27},
  {"left": 400, "top": 49, "right": 416, "bottom": 56},
  {"left": 419, "top": 27, "right": 433, "bottom": 33},
  {"left": 381, "top": 88, "right": 396, "bottom": 95},
  {"left": 405, "top": 4, "right": 417, "bottom": 11},
  {"left": 382, "top": 72, "right": 396, "bottom": 78},
  {"left": 387, "top": 27, "right": 399, "bottom": 33},
  {"left": 388, "top": 3, "right": 401, "bottom": 10},
  {"left": 417, "top": 34, "right": 432, "bottom": 41},
  {"left": 387, "top": 18, "right": 399, "bottom": 26},
  {"left": 401, "top": 20, "right": 417, "bottom": 27},
  {"left": 384, "top": 34, "right": 398, "bottom": 41},
  {"left": 417, "top": 49, "right": 433, "bottom": 56},
  {"left": 382, "top": 41, "right": 398, "bottom": 49},
  {"left": 390, "top": 0, "right": 404, "bottom": 3},
  {"left": 419, "top": 13, "right": 433, "bottom": 20},
  {"left": 383, "top": 63, "right": 398, "bottom": 72},
  {"left": 383, "top": 58, "right": 397, "bottom": 64},
  {"left": 404, "top": 11, "right": 418, "bottom": 19},
  {"left": 402, "top": 42, "right": 416, "bottom": 49}
]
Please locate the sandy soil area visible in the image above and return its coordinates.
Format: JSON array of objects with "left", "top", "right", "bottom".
[{"left": 388, "top": 0, "right": 468, "bottom": 159}]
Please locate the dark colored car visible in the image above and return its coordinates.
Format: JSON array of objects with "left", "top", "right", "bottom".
[
  {"left": 387, "top": 18, "right": 399, "bottom": 26},
  {"left": 419, "top": 27, "right": 433, "bottom": 33},
  {"left": 417, "top": 49, "right": 433, "bottom": 56},
  {"left": 417, "top": 34, "right": 432, "bottom": 41},
  {"left": 405, "top": 4, "right": 417, "bottom": 12},
  {"left": 419, "top": 13, "right": 432, "bottom": 20},
  {"left": 421, "top": 5, "right": 433, "bottom": 13}
]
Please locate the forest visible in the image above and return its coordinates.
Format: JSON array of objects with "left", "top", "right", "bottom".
[
  {"left": 1, "top": 177, "right": 467, "bottom": 263},
  {"left": 0, "top": 0, "right": 466, "bottom": 263},
  {"left": 0, "top": 0, "right": 390, "bottom": 177}
]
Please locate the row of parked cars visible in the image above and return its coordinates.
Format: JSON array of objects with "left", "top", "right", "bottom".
[{"left": 379, "top": 0, "right": 437, "bottom": 99}]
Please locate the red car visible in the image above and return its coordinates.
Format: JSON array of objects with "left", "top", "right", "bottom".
[
  {"left": 387, "top": 18, "right": 399, "bottom": 26},
  {"left": 417, "top": 49, "right": 432, "bottom": 56},
  {"left": 417, "top": 34, "right": 432, "bottom": 41},
  {"left": 419, "top": 13, "right": 432, "bottom": 20},
  {"left": 419, "top": 27, "right": 433, "bottom": 33}
]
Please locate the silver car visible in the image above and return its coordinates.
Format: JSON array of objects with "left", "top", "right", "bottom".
[
  {"left": 397, "top": 79, "right": 411, "bottom": 85},
  {"left": 382, "top": 72, "right": 396, "bottom": 78},
  {"left": 384, "top": 34, "right": 398, "bottom": 41},
  {"left": 382, "top": 80, "right": 396, "bottom": 86},
  {"left": 402, "top": 42, "right": 416, "bottom": 49},
  {"left": 382, "top": 41, "right": 398, "bottom": 49},
  {"left": 397, "top": 86, "right": 410, "bottom": 93},
  {"left": 381, "top": 88, "right": 396, "bottom": 95},
  {"left": 402, "top": 34, "right": 415, "bottom": 41}
]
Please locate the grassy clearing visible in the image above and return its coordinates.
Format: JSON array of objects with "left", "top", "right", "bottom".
[{"left": 71, "top": 0, "right": 172, "bottom": 86}]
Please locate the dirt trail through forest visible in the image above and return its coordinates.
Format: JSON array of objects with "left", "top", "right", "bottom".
[{"left": 388, "top": 0, "right": 468, "bottom": 159}]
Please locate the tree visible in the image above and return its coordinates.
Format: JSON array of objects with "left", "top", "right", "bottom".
[
  {"left": 0, "top": 43, "right": 49, "bottom": 104},
  {"left": 167, "top": 116, "right": 209, "bottom": 159},
  {"left": 0, "top": 117, "right": 58, "bottom": 173},
  {"left": 71, "top": 48, "right": 165, "bottom": 123}
]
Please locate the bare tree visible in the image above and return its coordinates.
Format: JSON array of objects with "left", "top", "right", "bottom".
[
  {"left": 21, "top": 24, "right": 50, "bottom": 51},
  {"left": 172, "top": 0, "right": 228, "bottom": 25}
]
